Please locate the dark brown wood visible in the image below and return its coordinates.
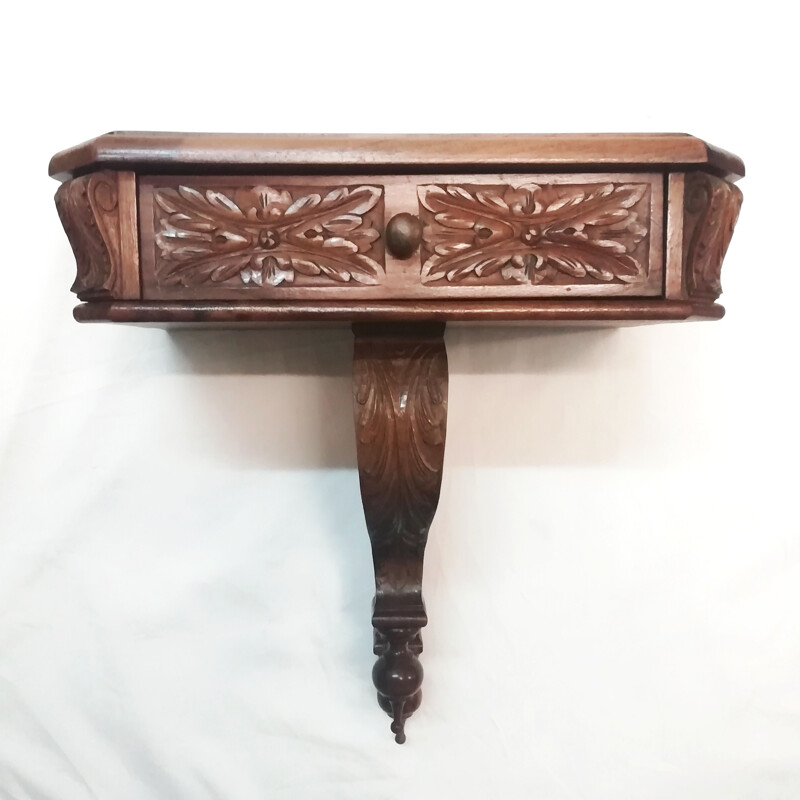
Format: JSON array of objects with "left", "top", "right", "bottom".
[
  {"left": 682, "top": 173, "right": 743, "bottom": 301},
  {"left": 385, "top": 213, "right": 423, "bottom": 259},
  {"left": 49, "top": 132, "right": 745, "bottom": 745},
  {"left": 54, "top": 171, "right": 139, "bottom": 300},
  {"left": 417, "top": 179, "right": 656, "bottom": 290},
  {"left": 141, "top": 177, "right": 385, "bottom": 297},
  {"left": 72, "top": 298, "right": 725, "bottom": 325},
  {"left": 353, "top": 322, "right": 448, "bottom": 743},
  {"left": 136, "top": 173, "right": 663, "bottom": 302},
  {"left": 49, "top": 132, "right": 745, "bottom": 182}
]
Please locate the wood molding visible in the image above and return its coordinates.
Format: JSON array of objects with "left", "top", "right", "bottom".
[
  {"left": 55, "top": 171, "right": 140, "bottom": 300},
  {"left": 49, "top": 132, "right": 745, "bottom": 182},
  {"left": 665, "top": 173, "right": 685, "bottom": 300},
  {"left": 72, "top": 298, "right": 726, "bottom": 325},
  {"left": 353, "top": 322, "right": 448, "bottom": 743}
]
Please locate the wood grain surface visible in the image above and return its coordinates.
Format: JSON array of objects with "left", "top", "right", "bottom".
[
  {"left": 72, "top": 299, "right": 725, "bottom": 326},
  {"left": 49, "top": 132, "right": 745, "bottom": 181}
]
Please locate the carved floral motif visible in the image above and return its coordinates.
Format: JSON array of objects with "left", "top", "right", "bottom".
[
  {"left": 152, "top": 184, "right": 384, "bottom": 288},
  {"left": 683, "top": 173, "right": 742, "bottom": 300},
  {"left": 418, "top": 182, "right": 651, "bottom": 286},
  {"left": 55, "top": 173, "right": 125, "bottom": 299}
]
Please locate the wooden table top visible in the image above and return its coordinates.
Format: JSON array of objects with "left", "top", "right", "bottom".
[{"left": 49, "top": 132, "right": 744, "bottom": 182}]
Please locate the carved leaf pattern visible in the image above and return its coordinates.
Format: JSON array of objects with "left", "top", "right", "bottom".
[
  {"left": 684, "top": 173, "right": 742, "bottom": 299},
  {"left": 353, "top": 328, "right": 446, "bottom": 744},
  {"left": 418, "top": 182, "right": 650, "bottom": 285},
  {"left": 353, "top": 334, "right": 447, "bottom": 557},
  {"left": 55, "top": 173, "right": 124, "bottom": 299},
  {"left": 153, "top": 184, "right": 384, "bottom": 287}
]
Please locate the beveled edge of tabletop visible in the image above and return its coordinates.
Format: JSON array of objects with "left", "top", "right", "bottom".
[{"left": 49, "top": 133, "right": 745, "bottom": 182}]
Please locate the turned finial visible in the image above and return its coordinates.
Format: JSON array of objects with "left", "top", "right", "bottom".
[{"left": 373, "top": 628, "right": 424, "bottom": 744}]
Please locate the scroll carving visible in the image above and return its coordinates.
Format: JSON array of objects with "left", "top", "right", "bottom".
[
  {"left": 418, "top": 182, "right": 651, "bottom": 286},
  {"left": 683, "top": 173, "right": 742, "bottom": 300},
  {"left": 353, "top": 323, "right": 448, "bottom": 743},
  {"left": 55, "top": 172, "right": 135, "bottom": 300},
  {"left": 153, "top": 184, "right": 385, "bottom": 289}
]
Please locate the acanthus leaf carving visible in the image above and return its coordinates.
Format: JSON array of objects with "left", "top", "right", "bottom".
[
  {"left": 153, "top": 184, "right": 385, "bottom": 289},
  {"left": 353, "top": 329, "right": 447, "bottom": 557},
  {"left": 683, "top": 173, "right": 742, "bottom": 300},
  {"left": 352, "top": 323, "right": 448, "bottom": 743},
  {"left": 419, "top": 182, "right": 651, "bottom": 287},
  {"left": 55, "top": 172, "right": 126, "bottom": 300}
]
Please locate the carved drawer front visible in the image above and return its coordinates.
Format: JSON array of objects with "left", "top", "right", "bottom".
[
  {"left": 139, "top": 177, "right": 386, "bottom": 300},
  {"left": 415, "top": 176, "right": 662, "bottom": 296},
  {"left": 139, "top": 174, "right": 663, "bottom": 300}
]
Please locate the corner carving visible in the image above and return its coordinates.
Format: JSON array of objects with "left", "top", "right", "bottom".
[
  {"left": 55, "top": 172, "right": 139, "bottom": 300},
  {"left": 683, "top": 173, "right": 742, "bottom": 300},
  {"left": 352, "top": 323, "right": 448, "bottom": 743}
]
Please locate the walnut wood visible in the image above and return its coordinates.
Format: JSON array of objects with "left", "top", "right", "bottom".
[
  {"left": 73, "top": 299, "right": 725, "bottom": 325},
  {"left": 48, "top": 132, "right": 745, "bottom": 745},
  {"left": 49, "top": 132, "right": 744, "bottom": 182},
  {"left": 416, "top": 178, "right": 659, "bottom": 292},
  {"left": 665, "top": 172, "right": 743, "bottom": 302},
  {"left": 665, "top": 174, "right": 686, "bottom": 300},
  {"left": 54, "top": 171, "right": 140, "bottom": 300},
  {"left": 137, "top": 172, "right": 663, "bottom": 302},
  {"left": 682, "top": 173, "right": 743, "bottom": 301},
  {"left": 385, "top": 213, "right": 423, "bottom": 259},
  {"left": 353, "top": 322, "right": 447, "bottom": 743}
]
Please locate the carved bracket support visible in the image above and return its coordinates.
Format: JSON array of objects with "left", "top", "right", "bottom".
[
  {"left": 352, "top": 322, "right": 448, "bottom": 743},
  {"left": 54, "top": 171, "right": 140, "bottom": 300},
  {"left": 683, "top": 172, "right": 743, "bottom": 301}
]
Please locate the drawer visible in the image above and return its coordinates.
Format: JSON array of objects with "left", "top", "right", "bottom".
[{"left": 139, "top": 173, "right": 664, "bottom": 301}]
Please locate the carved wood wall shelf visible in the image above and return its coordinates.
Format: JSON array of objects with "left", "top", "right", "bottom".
[{"left": 50, "top": 132, "right": 744, "bottom": 743}]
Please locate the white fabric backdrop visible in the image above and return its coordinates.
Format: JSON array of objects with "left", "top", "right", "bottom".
[{"left": 2, "top": 3, "right": 798, "bottom": 797}]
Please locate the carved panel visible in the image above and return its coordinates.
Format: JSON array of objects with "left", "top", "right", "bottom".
[
  {"left": 138, "top": 173, "right": 663, "bottom": 301},
  {"left": 55, "top": 172, "right": 139, "bottom": 300},
  {"left": 354, "top": 326, "right": 447, "bottom": 558},
  {"left": 418, "top": 181, "right": 652, "bottom": 288},
  {"left": 353, "top": 322, "right": 448, "bottom": 743},
  {"left": 149, "top": 183, "right": 385, "bottom": 291},
  {"left": 683, "top": 173, "right": 742, "bottom": 300}
]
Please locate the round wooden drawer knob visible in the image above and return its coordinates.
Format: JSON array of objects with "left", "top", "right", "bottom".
[{"left": 385, "top": 213, "right": 423, "bottom": 259}]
